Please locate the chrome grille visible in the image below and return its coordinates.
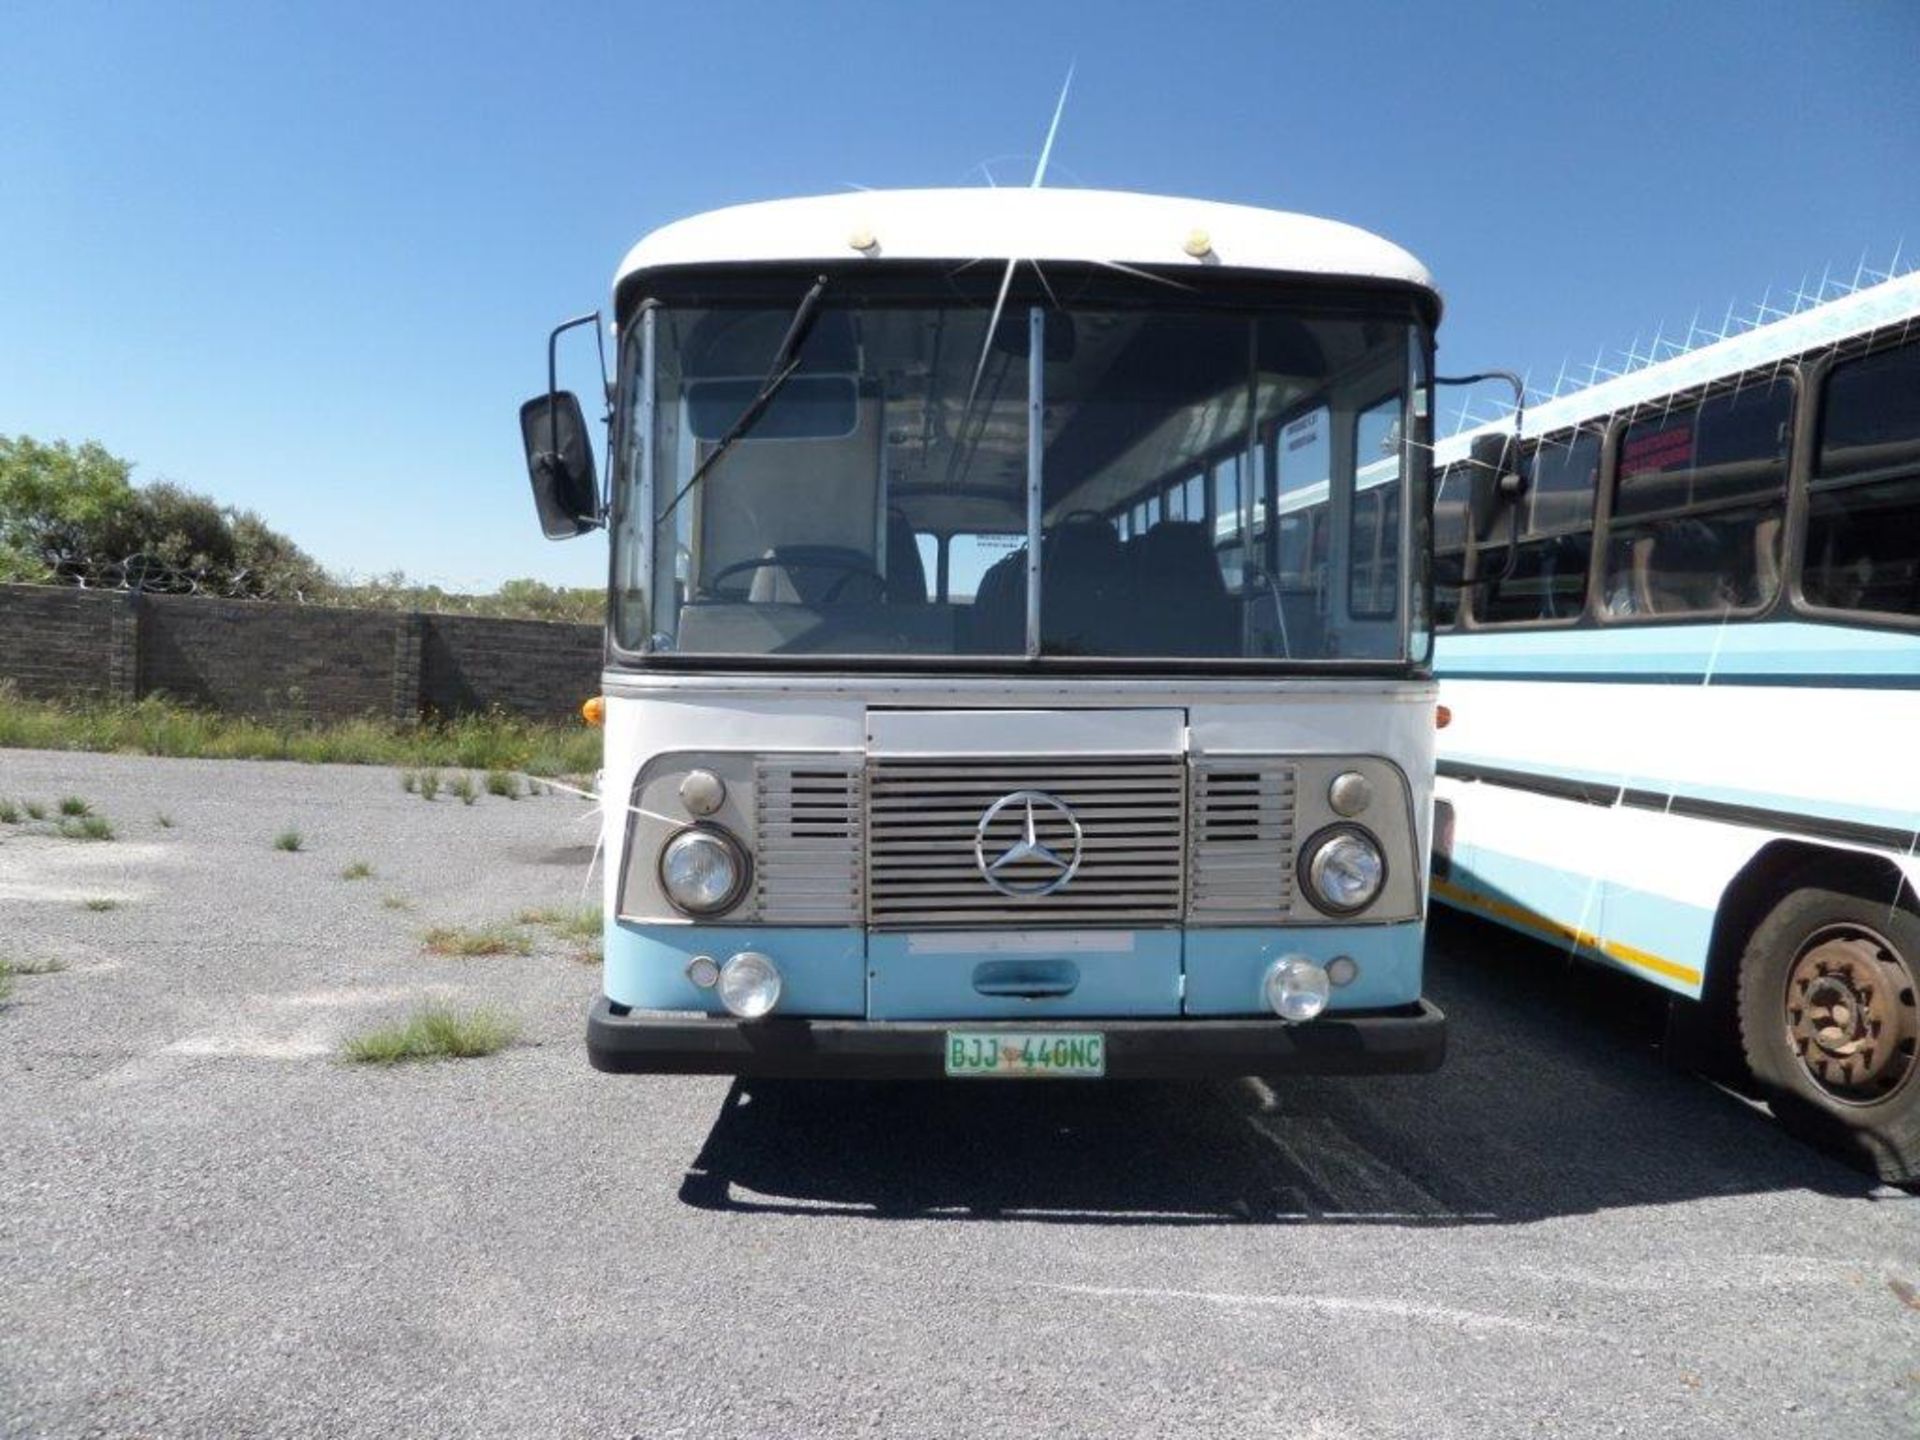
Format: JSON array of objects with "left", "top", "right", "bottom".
[
  {"left": 1187, "top": 758, "right": 1297, "bottom": 923},
  {"left": 866, "top": 756, "right": 1186, "bottom": 927},
  {"left": 754, "top": 756, "right": 863, "bottom": 925}
]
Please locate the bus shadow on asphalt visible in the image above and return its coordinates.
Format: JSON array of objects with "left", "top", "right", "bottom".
[{"left": 675, "top": 912, "right": 1884, "bottom": 1225}]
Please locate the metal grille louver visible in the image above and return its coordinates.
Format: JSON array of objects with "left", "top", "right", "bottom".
[
  {"left": 866, "top": 756, "right": 1186, "bottom": 928},
  {"left": 754, "top": 756, "right": 863, "bottom": 925},
  {"left": 1187, "top": 758, "right": 1297, "bottom": 923}
]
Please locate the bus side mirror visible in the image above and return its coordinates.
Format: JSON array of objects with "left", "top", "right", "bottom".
[
  {"left": 1468, "top": 432, "right": 1525, "bottom": 543},
  {"left": 519, "top": 390, "right": 600, "bottom": 539}
]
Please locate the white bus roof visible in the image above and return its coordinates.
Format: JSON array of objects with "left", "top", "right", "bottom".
[
  {"left": 615, "top": 188, "right": 1437, "bottom": 296},
  {"left": 1437, "top": 269, "right": 1920, "bottom": 459}
]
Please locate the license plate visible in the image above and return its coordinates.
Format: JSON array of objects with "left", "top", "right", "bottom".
[{"left": 944, "top": 1031, "right": 1106, "bottom": 1078}]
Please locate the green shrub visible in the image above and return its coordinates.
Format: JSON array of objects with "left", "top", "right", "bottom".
[
  {"left": 58, "top": 815, "right": 113, "bottom": 841},
  {"left": 341, "top": 860, "right": 373, "bottom": 880},
  {"left": 0, "top": 800, "right": 19, "bottom": 824},
  {"left": 57, "top": 796, "right": 90, "bottom": 816},
  {"left": 274, "top": 830, "right": 303, "bottom": 852},
  {"left": 450, "top": 773, "right": 478, "bottom": 806},
  {"left": 416, "top": 769, "right": 442, "bottom": 801},
  {"left": 484, "top": 770, "right": 519, "bottom": 798}
]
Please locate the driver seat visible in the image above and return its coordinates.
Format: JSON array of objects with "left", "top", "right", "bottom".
[{"left": 745, "top": 545, "right": 883, "bottom": 604}]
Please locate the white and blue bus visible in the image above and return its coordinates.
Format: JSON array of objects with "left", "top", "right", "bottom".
[
  {"left": 518, "top": 188, "right": 1449, "bottom": 1082},
  {"left": 1428, "top": 273, "right": 1920, "bottom": 1181}
]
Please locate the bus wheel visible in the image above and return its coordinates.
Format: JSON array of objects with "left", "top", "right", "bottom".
[{"left": 1736, "top": 885, "right": 1920, "bottom": 1186}]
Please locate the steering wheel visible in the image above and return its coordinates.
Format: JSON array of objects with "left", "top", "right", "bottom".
[{"left": 702, "top": 555, "right": 887, "bottom": 603}]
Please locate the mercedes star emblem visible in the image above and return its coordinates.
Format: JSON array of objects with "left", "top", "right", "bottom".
[{"left": 974, "top": 789, "right": 1084, "bottom": 897}]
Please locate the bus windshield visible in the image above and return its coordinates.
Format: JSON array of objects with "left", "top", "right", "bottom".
[{"left": 615, "top": 283, "right": 1424, "bottom": 665}]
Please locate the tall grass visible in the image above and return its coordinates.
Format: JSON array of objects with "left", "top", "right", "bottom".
[{"left": 0, "top": 687, "right": 600, "bottom": 777}]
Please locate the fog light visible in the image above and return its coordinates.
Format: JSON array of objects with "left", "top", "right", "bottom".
[
  {"left": 1264, "top": 955, "right": 1331, "bottom": 1023},
  {"left": 1326, "top": 955, "right": 1359, "bottom": 988},
  {"left": 719, "top": 951, "right": 782, "bottom": 1020},
  {"left": 685, "top": 955, "right": 720, "bottom": 989}
]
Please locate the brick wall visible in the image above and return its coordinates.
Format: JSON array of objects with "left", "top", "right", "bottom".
[
  {"left": 421, "top": 613, "right": 604, "bottom": 721},
  {"left": 137, "top": 594, "right": 402, "bottom": 719},
  {"left": 0, "top": 583, "right": 602, "bottom": 722},
  {"left": 0, "top": 585, "right": 129, "bottom": 701}
]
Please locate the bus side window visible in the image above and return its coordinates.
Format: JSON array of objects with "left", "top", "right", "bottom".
[
  {"left": 1477, "top": 429, "right": 1599, "bottom": 625},
  {"left": 1803, "top": 338, "right": 1920, "bottom": 619},
  {"left": 1602, "top": 376, "right": 1791, "bottom": 619}
]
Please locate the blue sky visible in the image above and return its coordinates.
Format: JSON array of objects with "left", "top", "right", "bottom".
[{"left": 3, "top": 1, "right": 1915, "bottom": 590}]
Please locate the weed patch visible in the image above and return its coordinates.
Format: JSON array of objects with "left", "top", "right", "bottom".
[
  {"left": 450, "top": 773, "right": 478, "bottom": 806},
  {"left": 417, "top": 770, "right": 442, "bottom": 802},
  {"left": 422, "top": 923, "right": 532, "bottom": 958},
  {"left": 340, "top": 1007, "right": 518, "bottom": 1064},
  {"left": 58, "top": 815, "right": 114, "bottom": 841},
  {"left": 341, "top": 860, "right": 373, "bottom": 880},
  {"left": 57, "top": 796, "right": 90, "bottom": 817},
  {"left": 518, "top": 905, "right": 602, "bottom": 941},
  {"left": 0, "top": 800, "right": 20, "bottom": 824},
  {"left": 485, "top": 770, "right": 519, "bottom": 799},
  {"left": 81, "top": 897, "right": 118, "bottom": 912},
  {"left": 6, "top": 956, "right": 67, "bottom": 976}
]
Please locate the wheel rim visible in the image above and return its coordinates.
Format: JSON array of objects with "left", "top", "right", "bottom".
[{"left": 1783, "top": 922, "right": 1920, "bottom": 1106}]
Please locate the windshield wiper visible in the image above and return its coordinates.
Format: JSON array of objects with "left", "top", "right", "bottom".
[{"left": 653, "top": 274, "right": 831, "bottom": 532}]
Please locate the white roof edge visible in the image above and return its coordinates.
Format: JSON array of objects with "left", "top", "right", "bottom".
[
  {"left": 613, "top": 188, "right": 1437, "bottom": 296},
  {"left": 1436, "top": 270, "right": 1920, "bottom": 460}
]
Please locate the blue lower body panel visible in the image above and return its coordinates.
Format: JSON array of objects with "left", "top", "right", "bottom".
[
  {"left": 1183, "top": 923, "right": 1425, "bottom": 1014},
  {"left": 606, "top": 921, "right": 1428, "bottom": 1019},
  {"left": 867, "top": 931, "right": 1182, "bottom": 1020},
  {"left": 605, "top": 924, "right": 866, "bottom": 1017}
]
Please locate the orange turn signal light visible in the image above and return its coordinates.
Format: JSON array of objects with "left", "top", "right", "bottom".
[
  {"left": 1435, "top": 704, "right": 1452, "bottom": 730},
  {"left": 581, "top": 695, "right": 605, "bottom": 728}
]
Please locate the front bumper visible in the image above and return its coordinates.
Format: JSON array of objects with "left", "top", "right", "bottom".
[{"left": 586, "top": 995, "right": 1446, "bottom": 1078}]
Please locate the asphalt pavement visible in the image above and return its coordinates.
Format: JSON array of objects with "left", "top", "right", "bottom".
[{"left": 1, "top": 748, "right": 1915, "bottom": 1439}]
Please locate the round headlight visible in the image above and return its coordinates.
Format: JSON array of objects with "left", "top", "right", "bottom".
[
  {"left": 1264, "top": 955, "right": 1331, "bottom": 1022},
  {"left": 658, "top": 827, "right": 748, "bottom": 916},
  {"left": 1300, "top": 825, "right": 1386, "bottom": 915},
  {"left": 718, "top": 951, "right": 783, "bottom": 1019}
]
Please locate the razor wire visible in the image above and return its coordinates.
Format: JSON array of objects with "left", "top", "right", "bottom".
[{"left": 31, "top": 554, "right": 604, "bottom": 621}]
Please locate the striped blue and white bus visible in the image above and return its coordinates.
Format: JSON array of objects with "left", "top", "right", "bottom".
[{"left": 1428, "top": 272, "right": 1920, "bottom": 1182}]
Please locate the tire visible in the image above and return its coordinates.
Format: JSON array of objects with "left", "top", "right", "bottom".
[{"left": 1736, "top": 883, "right": 1920, "bottom": 1186}]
